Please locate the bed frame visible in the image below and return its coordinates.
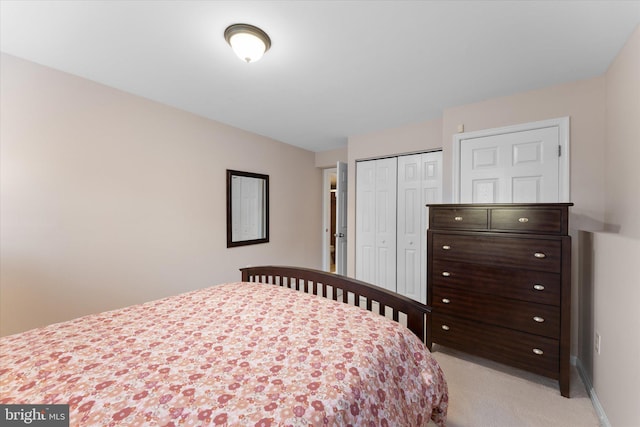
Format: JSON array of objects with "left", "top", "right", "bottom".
[{"left": 241, "top": 265, "right": 431, "bottom": 343}]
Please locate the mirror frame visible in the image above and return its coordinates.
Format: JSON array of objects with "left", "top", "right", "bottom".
[{"left": 226, "top": 169, "right": 269, "bottom": 248}]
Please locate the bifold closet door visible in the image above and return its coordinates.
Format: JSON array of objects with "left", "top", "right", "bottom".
[
  {"left": 396, "top": 151, "right": 443, "bottom": 304},
  {"left": 355, "top": 157, "right": 397, "bottom": 292}
]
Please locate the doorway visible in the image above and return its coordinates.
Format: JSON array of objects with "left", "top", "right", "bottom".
[
  {"left": 323, "top": 167, "right": 338, "bottom": 273},
  {"left": 322, "top": 162, "right": 347, "bottom": 274}
]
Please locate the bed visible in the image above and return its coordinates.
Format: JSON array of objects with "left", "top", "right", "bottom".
[{"left": 0, "top": 266, "right": 448, "bottom": 426}]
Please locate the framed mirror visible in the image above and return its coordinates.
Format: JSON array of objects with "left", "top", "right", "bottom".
[{"left": 226, "top": 169, "right": 269, "bottom": 247}]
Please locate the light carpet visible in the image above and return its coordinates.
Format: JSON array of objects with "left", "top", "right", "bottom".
[{"left": 427, "top": 345, "right": 600, "bottom": 427}]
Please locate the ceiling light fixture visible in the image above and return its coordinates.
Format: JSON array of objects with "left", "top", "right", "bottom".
[{"left": 224, "top": 23, "right": 271, "bottom": 63}]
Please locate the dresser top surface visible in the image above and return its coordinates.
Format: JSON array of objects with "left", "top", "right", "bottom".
[{"left": 427, "top": 203, "right": 574, "bottom": 208}]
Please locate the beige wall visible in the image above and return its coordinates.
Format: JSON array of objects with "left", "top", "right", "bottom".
[
  {"left": 604, "top": 25, "right": 640, "bottom": 240},
  {"left": 0, "top": 54, "right": 323, "bottom": 336},
  {"left": 591, "top": 232, "right": 640, "bottom": 426},
  {"left": 314, "top": 147, "right": 347, "bottom": 168},
  {"left": 589, "top": 25, "right": 640, "bottom": 427}
]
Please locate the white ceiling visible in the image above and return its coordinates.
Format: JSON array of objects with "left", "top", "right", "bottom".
[{"left": 1, "top": 1, "right": 639, "bottom": 152}]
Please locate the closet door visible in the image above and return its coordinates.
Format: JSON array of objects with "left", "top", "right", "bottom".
[
  {"left": 374, "top": 158, "right": 397, "bottom": 291},
  {"left": 397, "top": 151, "right": 442, "bottom": 304},
  {"left": 397, "top": 154, "right": 422, "bottom": 302},
  {"left": 356, "top": 158, "right": 397, "bottom": 292},
  {"left": 356, "top": 160, "right": 377, "bottom": 284}
]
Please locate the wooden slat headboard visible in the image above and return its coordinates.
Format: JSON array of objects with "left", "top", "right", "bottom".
[{"left": 241, "top": 265, "right": 431, "bottom": 343}]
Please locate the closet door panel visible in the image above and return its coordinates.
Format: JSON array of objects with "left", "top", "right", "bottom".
[
  {"left": 397, "top": 152, "right": 443, "bottom": 304},
  {"left": 375, "top": 158, "right": 397, "bottom": 291},
  {"left": 397, "top": 154, "right": 423, "bottom": 302},
  {"left": 356, "top": 160, "right": 377, "bottom": 283}
]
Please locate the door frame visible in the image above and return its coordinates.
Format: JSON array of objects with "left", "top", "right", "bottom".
[
  {"left": 322, "top": 167, "right": 336, "bottom": 272},
  {"left": 335, "top": 162, "right": 348, "bottom": 276},
  {"left": 452, "top": 117, "right": 570, "bottom": 203}
]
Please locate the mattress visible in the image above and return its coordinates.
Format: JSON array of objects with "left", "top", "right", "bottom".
[{"left": 0, "top": 282, "right": 448, "bottom": 426}]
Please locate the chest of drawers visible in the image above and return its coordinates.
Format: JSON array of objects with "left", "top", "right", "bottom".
[{"left": 426, "top": 203, "right": 572, "bottom": 397}]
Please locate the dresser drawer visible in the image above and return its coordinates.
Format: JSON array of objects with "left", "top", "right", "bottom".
[
  {"left": 432, "top": 286, "right": 560, "bottom": 339},
  {"left": 431, "top": 260, "right": 561, "bottom": 305},
  {"left": 490, "top": 208, "right": 564, "bottom": 234},
  {"left": 431, "top": 314, "right": 559, "bottom": 379},
  {"left": 432, "top": 233, "right": 562, "bottom": 272},
  {"left": 430, "top": 208, "right": 488, "bottom": 230}
]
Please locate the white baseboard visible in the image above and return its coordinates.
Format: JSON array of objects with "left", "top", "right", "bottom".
[{"left": 573, "top": 356, "right": 611, "bottom": 427}]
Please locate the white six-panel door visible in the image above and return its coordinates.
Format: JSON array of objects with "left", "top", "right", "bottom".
[
  {"left": 397, "top": 151, "right": 443, "bottom": 304},
  {"left": 355, "top": 160, "right": 375, "bottom": 284},
  {"left": 355, "top": 157, "right": 397, "bottom": 292},
  {"left": 454, "top": 117, "right": 569, "bottom": 203},
  {"left": 396, "top": 155, "right": 421, "bottom": 301}
]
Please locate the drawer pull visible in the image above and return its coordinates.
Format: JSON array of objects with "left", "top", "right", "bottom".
[
  {"left": 442, "top": 245, "right": 451, "bottom": 250},
  {"left": 454, "top": 216, "right": 463, "bottom": 221},
  {"left": 533, "top": 284, "right": 545, "bottom": 291},
  {"left": 533, "top": 316, "right": 545, "bottom": 323},
  {"left": 441, "top": 298, "right": 451, "bottom": 304},
  {"left": 534, "top": 252, "right": 546, "bottom": 259},
  {"left": 518, "top": 217, "right": 529, "bottom": 223},
  {"left": 442, "top": 271, "right": 451, "bottom": 277},
  {"left": 441, "top": 325, "right": 450, "bottom": 331},
  {"left": 532, "top": 348, "right": 544, "bottom": 355}
]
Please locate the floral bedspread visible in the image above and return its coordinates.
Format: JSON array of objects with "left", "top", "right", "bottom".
[{"left": 0, "top": 282, "right": 448, "bottom": 426}]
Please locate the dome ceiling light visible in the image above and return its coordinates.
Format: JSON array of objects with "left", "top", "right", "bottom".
[{"left": 224, "top": 23, "right": 271, "bottom": 63}]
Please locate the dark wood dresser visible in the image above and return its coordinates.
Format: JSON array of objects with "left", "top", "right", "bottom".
[{"left": 426, "top": 203, "right": 573, "bottom": 397}]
